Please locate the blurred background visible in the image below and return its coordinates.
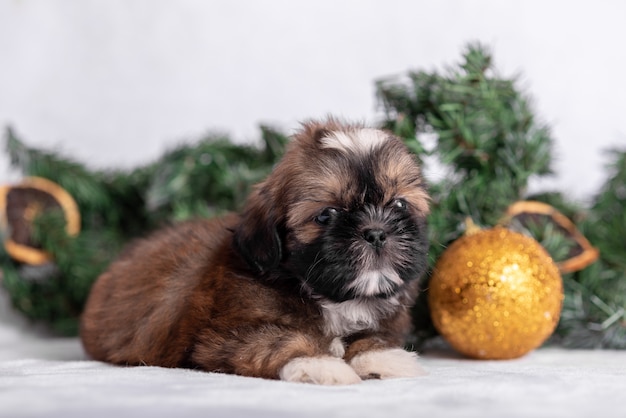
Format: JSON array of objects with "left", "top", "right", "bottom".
[{"left": 1, "top": 0, "right": 625, "bottom": 201}]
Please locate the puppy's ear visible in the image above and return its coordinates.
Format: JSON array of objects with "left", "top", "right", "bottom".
[
  {"left": 297, "top": 119, "right": 339, "bottom": 146},
  {"left": 233, "top": 185, "right": 282, "bottom": 275}
]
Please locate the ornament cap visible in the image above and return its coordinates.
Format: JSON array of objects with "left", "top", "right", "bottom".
[{"left": 463, "top": 217, "right": 482, "bottom": 236}]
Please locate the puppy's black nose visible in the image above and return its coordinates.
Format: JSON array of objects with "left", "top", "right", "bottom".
[{"left": 364, "top": 228, "right": 386, "bottom": 248}]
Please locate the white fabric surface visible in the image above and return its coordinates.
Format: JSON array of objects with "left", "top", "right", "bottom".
[
  {"left": 2, "top": 326, "right": 626, "bottom": 418},
  {"left": 1, "top": 290, "right": 625, "bottom": 418}
]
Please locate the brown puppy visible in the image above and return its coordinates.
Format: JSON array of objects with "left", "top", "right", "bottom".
[{"left": 80, "top": 119, "right": 430, "bottom": 384}]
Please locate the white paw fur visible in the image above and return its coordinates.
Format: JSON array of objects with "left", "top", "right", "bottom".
[
  {"left": 349, "top": 348, "right": 427, "bottom": 379},
  {"left": 279, "top": 356, "right": 362, "bottom": 385},
  {"left": 329, "top": 337, "right": 346, "bottom": 358}
]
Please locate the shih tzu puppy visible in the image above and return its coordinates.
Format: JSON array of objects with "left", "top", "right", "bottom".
[{"left": 80, "top": 119, "right": 430, "bottom": 385}]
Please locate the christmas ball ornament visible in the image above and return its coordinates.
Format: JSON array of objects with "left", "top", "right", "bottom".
[
  {"left": 0, "top": 176, "right": 80, "bottom": 265},
  {"left": 429, "top": 224, "right": 563, "bottom": 360}
]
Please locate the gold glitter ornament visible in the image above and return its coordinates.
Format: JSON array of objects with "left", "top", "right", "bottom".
[
  {"left": 429, "top": 202, "right": 599, "bottom": 360},
  {"left": 429, "top": 224, "right": 563, "bottom": 360}
]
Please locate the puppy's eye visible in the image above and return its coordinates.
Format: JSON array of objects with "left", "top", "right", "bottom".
[
  {"left": 392, "top": 198, "right": 408, "bottom": 210},
  {"left": 315, "top": 207, "right": 338, "bottom": 225}
]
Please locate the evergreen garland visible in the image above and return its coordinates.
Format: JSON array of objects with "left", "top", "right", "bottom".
[{"left": 1, "top": 42, "right": 624, "bottom": 348}]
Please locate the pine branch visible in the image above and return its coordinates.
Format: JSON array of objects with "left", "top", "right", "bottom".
[
  {"left": 556, "top": 149, "right": 626, "bottom": 348},
  {"left": 377, "top": 42, "right": 556, "bottom": 260},
  {"left": 145, "top": 128, "right": 285, "bottom": 223}
]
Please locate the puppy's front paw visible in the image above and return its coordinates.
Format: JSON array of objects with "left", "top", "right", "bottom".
[
  {"left": 349, "top": 348, "right": 427, "bottom": 379},
  {"left": 279, "top": 356, "right": 362, "bottom": 385}
]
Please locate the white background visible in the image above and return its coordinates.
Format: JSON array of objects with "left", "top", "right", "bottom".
[{"left": 1, "top": 0, "right": 625, "bottom": 202}]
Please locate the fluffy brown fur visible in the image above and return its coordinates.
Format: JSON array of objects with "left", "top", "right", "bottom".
[{"left": 80, "top": 119, "right": 430, "bottom": 385}]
